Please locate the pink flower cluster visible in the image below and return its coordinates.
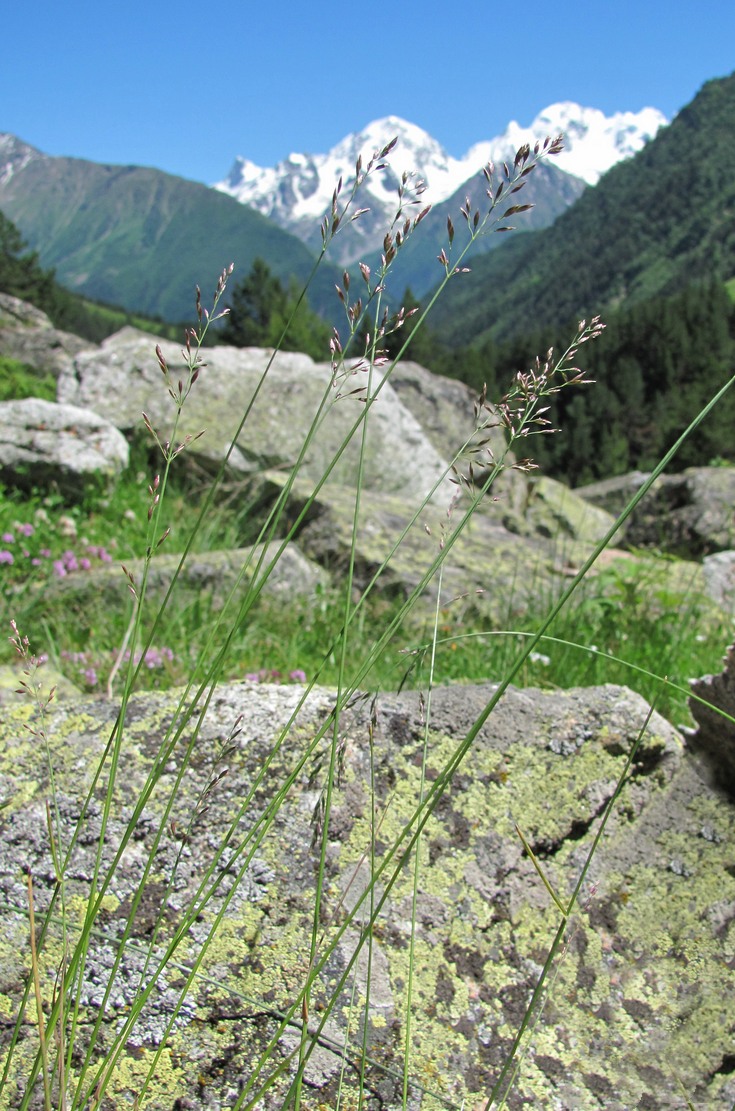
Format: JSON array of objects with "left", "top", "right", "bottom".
[
  {"left": 61, "top": 645, "right": 176, "bottom": 689},
  {"left": 52, "top": 545, "right": 113, "bottom": 578},
  {"left": 0, "top": 519, "right": 114, "bottom": 579},
  {"left": 244, "top": 668, "right": 307, "bottom": 684},
  {"left": 0, "top": 523, "right": 35, "bottom": 565}
]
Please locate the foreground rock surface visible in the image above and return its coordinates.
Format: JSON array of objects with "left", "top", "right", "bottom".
[{"left": 1, "top": 678, "right": 733, "bottom": 1109}]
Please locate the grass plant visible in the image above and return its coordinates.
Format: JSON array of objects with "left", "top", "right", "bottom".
[{"left": 1, "top": 130, "right": 734, "bottom": 1109}]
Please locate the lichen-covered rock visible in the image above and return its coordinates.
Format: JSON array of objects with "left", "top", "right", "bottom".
[
  {"left": 1, "top": 679, "right": 733, "bottom": 1109},
  {"left": 263, "top": 470, "right": 717, "bottom": 627},
  {"left": 0, "top": 397, "right": 129, "bottom": 495},
  {"left": 500, "top": 473, "right": 618, "bottom": 546}
]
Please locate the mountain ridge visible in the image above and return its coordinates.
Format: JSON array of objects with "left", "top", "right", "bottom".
[
  {"left": 214, "top": 103, "right": 666, "bottom": 263},
  {"left": 0, "top": 136, "right": 343, "bottom": 322}
]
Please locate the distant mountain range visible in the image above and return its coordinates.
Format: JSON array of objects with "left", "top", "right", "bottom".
[
  {"left": 214, "top": 104, "right": 666, "bottom": 265},
  {"left": 0, "top": 101, "right": 666, "bottom": 322},
  {"left": 6, "top": 79, "right": 731, "bottom": 349}
]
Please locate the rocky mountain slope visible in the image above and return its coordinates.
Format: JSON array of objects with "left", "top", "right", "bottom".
[{"left": 0, "top": 99, "right": 666, "bottom": 320}]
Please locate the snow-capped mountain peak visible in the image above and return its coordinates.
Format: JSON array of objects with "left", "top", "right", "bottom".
[
  {"left": 0, "top": 133, "right": 41, "bottom": 187},
  {"left": 214, "top": 103, "right": 667, "bottom": 261},
  {"left": 472, "top": 102, "right": 668, "bottom": 185},
  {"left": 217, "top": 115, "right": 471, "bottom": 225}
]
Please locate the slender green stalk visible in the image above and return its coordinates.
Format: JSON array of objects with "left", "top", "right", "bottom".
[
  {"left": 26, "top": 872, "right": 51, "bottom": 1111},
  {"left": 403, "top": 564, "right": 443, "bottom": 1106}
]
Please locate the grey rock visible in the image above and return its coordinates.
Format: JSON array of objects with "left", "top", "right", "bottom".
[
  {"left": 58, "top": 328, "right": 455, "bottom": 498},
  {"left": 578, "top": 465, "right": 735, "bottom": 556},
  {"left": 0, "top": 291, "right": 93, "bottom": 378},
  {"left": 701, "top": 549, "right": 735, "bottom": 611},
  {"left": 1, "top": 679, "right": 733, "bottom": 1108},
  {"left": 0, "top": 397, "right": 129, "bottom": 495},
  {"left": 42, "top": 539, "right": 329, "bottom": 612},
  {"left": 389, "top": 359, "right": 507, "bottom": 467},
  {"left": 260, "top": 470, "right": 712, "bottom": 628},
  {"left": 687, "top": 640, "right": 735, "bottom": 796},
  {"left": 0, "top": 293, "right": 51, "bottom": 330},
  {"left": 501, "top": 473, "right": 618, "bottom": 545}
]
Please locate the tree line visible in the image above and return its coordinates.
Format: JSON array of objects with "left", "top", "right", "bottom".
[{"left": 426, "top": 279, "right": 735, "bottom": 484}]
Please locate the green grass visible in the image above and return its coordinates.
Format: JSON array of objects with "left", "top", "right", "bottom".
[
  {"left": 0, "top": 458, "right": 727, "bottom": 721},
  {"left": 0, "top": 356, "right": 57, "bottom": 403}
]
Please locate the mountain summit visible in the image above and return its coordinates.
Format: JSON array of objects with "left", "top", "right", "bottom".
[{"left": 214, "top": 104, "right": 666, "bottom": 261}]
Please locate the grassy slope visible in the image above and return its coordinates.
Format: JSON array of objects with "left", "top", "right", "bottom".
[{"left": 0, "top": 155, "right": 342, "bottom": 322}]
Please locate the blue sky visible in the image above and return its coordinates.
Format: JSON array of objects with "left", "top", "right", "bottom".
[{"left": 3, "top": 1, "right": 733, "bottom": 184}]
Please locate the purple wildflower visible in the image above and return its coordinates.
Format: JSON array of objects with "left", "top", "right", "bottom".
[
  {"left": 0, "top": 551, "right": 14, "bottom": 565},
  {"left": 85, "top": 544, "right": 112, "bottom": 562},
  {"left": 2, "top": 533, "right": 14, "bottom": 544},
  {"left": 289, "top": 669, "right": 307, "bottom": 683},
  {"left": 18, "top": 523, "right": 34, "bottom": 537}
]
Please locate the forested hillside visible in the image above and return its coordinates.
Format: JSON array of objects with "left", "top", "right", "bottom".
[
  {"left": 427, "top": 280, "right": 735, "bottom": 484},
  {"left": 0, "top": 210, "right": 186, "bottom": 341}
]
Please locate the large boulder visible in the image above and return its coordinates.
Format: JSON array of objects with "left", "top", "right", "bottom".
[
  {"left": 1, "top": 678, "right": 733, "bottom": 1108},
  {"left": 58, "top": 329, "right": 455, "bottom": 499},
  {"left": 56, "top": 327, "right": 626, "bottom": 544},
  {"left": 0, "top": 292, "right": 92, "bottom": 377},
  {"left": 0, "top": 397, "right": 129, "bottom": 495},
  {"left": 578, "top": 466, "right": 735, "bottom": 556}
]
